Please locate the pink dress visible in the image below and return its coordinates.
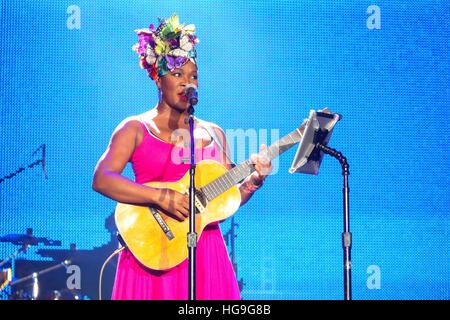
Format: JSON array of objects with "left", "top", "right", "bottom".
[{"left": 111, "top": 121, "right": 241, "bottom": 300}]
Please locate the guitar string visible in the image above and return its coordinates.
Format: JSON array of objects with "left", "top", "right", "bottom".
[{"left": 201, "top": 129, "right": 302, "bottom": 200}]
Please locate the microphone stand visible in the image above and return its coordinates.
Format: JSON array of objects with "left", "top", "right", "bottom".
[
  {"left": 187, "top": 102, "right": 197, "bottom": 300},
  {"left": 313, "top": 129, "right": 352, "bottom": 300},
  {"left": 224, "top": 216, "right": 245, "bottom": 293},
  {"left": 9, "top": 260, "right": 71, "bottom": 300}
]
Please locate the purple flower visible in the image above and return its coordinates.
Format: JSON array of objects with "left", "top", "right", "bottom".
[
  {"left": 137, "top": 32, "right": 154, "bottom": 54},
  {"left": 166, "top": 55, "right": 188, "bottom": 70}
]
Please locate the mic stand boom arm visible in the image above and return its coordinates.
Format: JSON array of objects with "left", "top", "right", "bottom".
[{"left": 315, "top": 141, "right": 352, "bottom": 300}]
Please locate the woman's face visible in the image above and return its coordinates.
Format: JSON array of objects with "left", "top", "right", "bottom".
[{"left": 156, "top": 60, "right": 198, "bottom": 112}]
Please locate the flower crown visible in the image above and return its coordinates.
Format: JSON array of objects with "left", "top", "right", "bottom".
[{"left": 132, "top": 14, "right": 199, "bottom": 80}]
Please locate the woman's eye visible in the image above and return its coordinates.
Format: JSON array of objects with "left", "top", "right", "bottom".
[
  {"left": 172, "top": 72, "right": 181, "bottom": 77},
  {"left": 191, "top": 75, "right": 198, "bottom": 80}
]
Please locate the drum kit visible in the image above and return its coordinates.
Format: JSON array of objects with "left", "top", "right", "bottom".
[
  {"left": 0, "top": 228, "right": 83, "bottom": 300},
  {"left": 0, "top": 213, "right": 119, "bottom": 300},
  {"left": 0, "top": 148, "right": 117, "bottom": 300}
]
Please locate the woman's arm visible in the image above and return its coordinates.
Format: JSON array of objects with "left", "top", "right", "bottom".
[
  {"left": 92, "top": 119, "right": 159, "bottom": 205},
  {"left": 238, "top": 173, "right": 264, "bottom": 206},
  {"left": 210, "top": 125, "right": 272, "bottom": 206},
  {"left": 92, "top": 119, "right": 189, "bottom": 221}
]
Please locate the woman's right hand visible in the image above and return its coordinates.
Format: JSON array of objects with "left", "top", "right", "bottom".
[{"left": 155, "top": 188, "right": 190, "bottom": 221}]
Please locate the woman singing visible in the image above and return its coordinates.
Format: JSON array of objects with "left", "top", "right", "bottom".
[{"left": 92, "top": 14, "right": 272, "bottom": 300}]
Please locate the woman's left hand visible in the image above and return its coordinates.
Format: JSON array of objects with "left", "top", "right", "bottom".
[{"left": 250, "top": 144, "right": 273, "bottom": 184}]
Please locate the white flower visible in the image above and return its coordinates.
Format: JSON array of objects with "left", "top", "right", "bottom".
[
  {"left": 131, "top": 43, "right": 139, "bottom": 53},
  {"left": 179, "top": 34, "right": 194, "bottom": 52},
  {"left": 183, "top": 24, "right": 196, "bottom": 33},
  {"left": 134, "top": 28, "right": 152, "bottom": 35},
  {"left": 145, "top": 46, "right": 157, "bottom": 65},
  {"left": 168, "top": 48, "right": 189, "bottom": 58}
]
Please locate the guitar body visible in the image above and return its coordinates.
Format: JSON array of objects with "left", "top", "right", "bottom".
[{"left": 115, "top": 159, "right": 241, "bottom": 271}]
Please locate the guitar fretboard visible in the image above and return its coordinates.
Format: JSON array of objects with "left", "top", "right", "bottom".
[{"left": 201, "top": 128, "right": 303, "bottom": 201}]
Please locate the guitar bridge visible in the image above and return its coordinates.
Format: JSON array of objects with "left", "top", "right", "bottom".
[{"left": 149, "top": 207, "right": 175, "bottom": 240}]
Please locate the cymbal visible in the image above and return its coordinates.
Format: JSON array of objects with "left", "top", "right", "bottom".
[{"left": 0, "top": 234, "right": 61, "bottom": 246}]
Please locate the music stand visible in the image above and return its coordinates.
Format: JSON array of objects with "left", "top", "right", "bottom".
[
  {"left": 289, "top": 109, "right": 340, "bottom": 175},
  {"left": 289, "top": 109, "right": 352, "bottom": 300}
]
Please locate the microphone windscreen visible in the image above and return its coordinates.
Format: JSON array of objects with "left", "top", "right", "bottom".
[{"left": 184, "top": 84, "right": 198, "bottom": 96}]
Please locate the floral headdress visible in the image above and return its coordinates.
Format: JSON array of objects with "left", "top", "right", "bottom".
[{"left": 132, "top": 14, "right": 199, "bottom": 80}]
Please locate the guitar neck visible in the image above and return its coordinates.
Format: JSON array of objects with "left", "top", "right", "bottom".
[{"left": 201, "top": 128, "right": 303, "bottom": 201}]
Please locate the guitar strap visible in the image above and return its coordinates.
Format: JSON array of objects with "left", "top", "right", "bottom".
[{"left": 195, "top": 118, "right": 235, "bottom": 167}]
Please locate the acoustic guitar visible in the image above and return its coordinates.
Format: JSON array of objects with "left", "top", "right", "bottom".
[{"left": 115, "top": 122, "right": 306, "bottom": 270}]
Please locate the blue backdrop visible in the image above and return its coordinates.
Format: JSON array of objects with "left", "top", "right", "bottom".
[{"left": 0, "top": 0, "right": 448, "bottom": 300}]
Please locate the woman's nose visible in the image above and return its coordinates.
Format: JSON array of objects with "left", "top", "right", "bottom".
[{"left": 181, "top": 79, "right": 195, "bottom": 88}]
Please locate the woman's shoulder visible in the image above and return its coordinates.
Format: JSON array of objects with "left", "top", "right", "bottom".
[
  {"left": 116, "top": 115, "right": 143, "bottom": 130},
  {"left": 109, "top": 115, "right": 148, "bottom": 150},
  {"left": 195, "top": 117, "right": 225, "bottom": 135},
  {"left": 111, "top": 115, "right": 145, "bottom": 140}
]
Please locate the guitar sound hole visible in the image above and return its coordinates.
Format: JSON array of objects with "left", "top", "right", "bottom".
[{"left": 194, "top": 190, "right": 208, "bottom": 214}]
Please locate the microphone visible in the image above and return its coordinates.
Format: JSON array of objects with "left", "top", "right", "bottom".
[{"left": 184, "top": 84, "right": 198, "bottom": 106}]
